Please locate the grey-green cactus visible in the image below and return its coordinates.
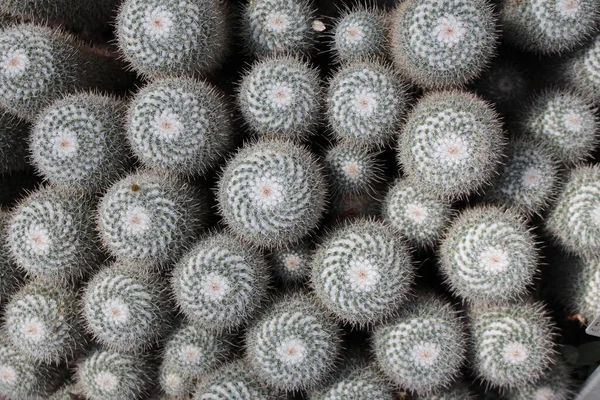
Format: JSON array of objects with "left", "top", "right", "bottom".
[
  {"left": 270, "top": 242, "right": 313, "bottom": 285},
  {"left": 507, "top": 358, "right": 573, "bottom": 400},
  {"left": 0, "top": 211, "right": 23, "bottom": 305},
  {"left": 563, "top": 33, "right": 600, "bottom": 102},
  {"left": 331, "top": 7, "right": 388, "bottom": 64},
  {"left": 324, "top": 143, "right": 383, "bottom": 195},
  {"left": 0, "top": 108, "right": 29, "bottom": 175},
  {"left": 410, "top": 384, "right": 476, "bottom": 400},
  {"left": 308, "top": 364, "right": 393, "bottom": 400}
]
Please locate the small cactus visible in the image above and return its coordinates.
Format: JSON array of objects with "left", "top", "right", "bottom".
[
  {"left": 390, "top": 0, "right": 498, "bottom": 89},
  {"left": 0, "top": 211, "right": 24, "bottom": 305},
  {"left": 311, "top": 218, "right": 414, "bottom": 325},
  {"left": 48, "top": 382, "right": 85, "bottom": 400},
  {"left": 0, "top": 108, "right": 29, "bottom": 175},
  {"left": 411, "top": 384, "right": 476, "bottom": 400},
  {"left": 507, "top": 359, "right": 573, "bottom": 400},
  {"left": 31, "top": 92, "right": 129, "bottom": 190},
  {"left": 398, "top": 91, "right": 504, "bottom": 200},
  {"left": 270, "top": 242, "right": 313, "bottom": 285},
  {"left": 563, "top": 33, "right": 600, "bottom": 102},
  {"left": 474, "top": 59, "right": 531, "bottom": 116},
  {"left": 324, "top": 143, "right": 383, "bottom": 195},
  {"left": 331, "top": 7, "right": 388, "bottom": 64},
  {"left": 246, "top": 294, "right": 341, "bottom": 391},
  {"left": 373, "top": 293, "right": 466, "bottom": 395},
  {"left": 172, "top": 232, "right": 269, "bottom": 331},
  {"left": 217, "top": 139, "right": 327, "bottom": 248},
  {"left": 308, "top": 364, "right": 393, "bottom": 400}
]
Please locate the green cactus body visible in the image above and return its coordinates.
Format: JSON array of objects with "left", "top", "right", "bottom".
[
  {"left": 270, "top": 243, "right": 313, "bottom": 285},
  {"left": 217, "top": 139, "right": 327, "bottom": 248},
  {"left": 327, "top": 61, "right": 407, "bottom": 149},
  {"left": 311, "top": 218, "right": 414, "bottom": 325},
  {"left": 390, "top": 0, "right": 497, "bottom": 89},
  {"left": 500, "top": 0, "right": 600, "bottom": 54},
  {"left": 7, "top": 186, "right": 99, "bottom": 282},
  {"left": 97, "top": 171, "right": 203, "bottom": 264},
  {"left": 0, "top": 211, "right": 23, "bottom": 304},
  {"left": 474, "top": 59, "right": 531, "bottom": 116},
  {"left": 308, "top": 364, "right": 393, "bottom": 400},
  {"left": 238, "top": 56, "right": 321, "bottom": 142},
  {"left": 324, "top": 143, "right": 383, "bottom": 196},
  {"left": 507, "top": 359, "right": 573, "bottom": 400},
  {"left": 382, "top": 178, "right": 453, "bottom": 248},
  {"left": 398, "top": 91, "right": 504, "bottom": 200},
  {"left": 373, "top": 293, "right": 466, "bottom": 394},
  {"left": 116, "top": 0, "right": 230, "bottom": 79},
  {"left": 440, "top": 206, "right": 538, "bottom": 304},
  {"left": 0, "top": 108, "right": 29, "bottom": 175},
  {"left": 172, "top": 233, "right": 269, "bottom": 331},
  {"left": 565, "top": 34, "right": 600, "bottom": 101},
  {"left": 468, "top": 301, "right": 556, "bottom": 389},
  {"left": 331, "top": 7, "right": 387, "bottom": 64},
  {"left": 246, "top": 294, "right": 341, "bottom": 391},
  {"left": 83, "top": 263, "right": 172, "bottom": 352},
  {"left": 31, "top": 93, "right": 129, "bottom": 190}
]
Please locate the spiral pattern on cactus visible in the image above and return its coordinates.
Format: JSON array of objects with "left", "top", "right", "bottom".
[
  {"left": 270, "top": 243, "right": 313, "bottom": 285},
  {"left": 324, "top": 143, "right": 383, "bottom": 195},
  {"left": 566, "top": 34, "right": 600, "bottom": 101},
  {"left": 332, "top": 8, "right": 387, "bottom": 63},
  {"left": 309, "top": 365, "right": 393, "bottom": 400}
]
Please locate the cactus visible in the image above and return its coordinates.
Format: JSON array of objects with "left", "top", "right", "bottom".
[
  {"left": 0, "top": 108, "right": 29, "bottom": 175},
  {"left": 0, "top": 211, "right": 23, "bottom": 305},
  {"left": 246, "top": 294, "right": 341, "bottom": 391},
  {"left": 4, "top": 279, "right": 85, "bottom": 364},
  {"left": 308, "top": 364, "right": 394, "bottom": 400},
  {"left": 48, "top": 382, "right": 85, "bottom": 400},
  {"left": 398, "top": 91, "right": 505, "bottom": 200},
  {"left": 520, "top": 89, "right": 598, "bottom": 166},
  {"left": 97, "top": 170, "right": 203, "bottom": 265},
  {"left": 411, "top": 384, "right": 476, "bottom": 400},
  {"left": 7, "top": 185, "right": 99, "bottom": 282},
  {"left": 390, "top": 0, "right": 497, "bottom": 89},
  {"left": 474, "top": 59, "right": 531, "bottom": 116},
  {"left": 172, "top": 232, "right": 269, "bottom": 331},
  {"left": 331, "top": 7, "right": 388, "bottom": 64},
  {"left": 238, "top": 56, "right": 321, "bottom": 142},
  {"left": 31, "top": 93, "right": 129, "bottom": 190},
  {"left": 546, "top": 164, "right": 600, "bottom": 257},
  {"left": 382, "top": 178, "right": 453, "bottom": 248},
  {"left": 324, "top": 143, "right": 383, "bottom": 196},
  {"left": 116, "top": 0, "right": 230, "bottom": 79},
  {"left": 499, "top": 0, "right": 600, "bottom": 54},
  {"left": 440, "top": 206, "right": 538, "bottom": 304},
  {"left": 563, "top": 34, "right": 600, "bottom": 102},
  {"left": 76, "top": 347, "right": 154, "bottom": 400},
  {"left": 468, "top": 301, "right": 556, "bottom": 389},
  {"left": 241, "top": 0, "right": 317, "bottom": 57},
  {"left": 326, "top": 61, "right": 407, "bottom": 149},
  {"left": 484, "top": 138, "right": 560, "bottom": 217},
  {"left": 507, "top": 359, "right": 573, "bottom": 400},
  {"left": 373, "top": 293, "right": 466, "bottom": 394},
  {"left": 311, "top": 218, "right": 414, "bottom": 325},
  {"left": 217, "top": 139, "right": 327, "bottom": 248},
  {"left": 270, "top": 242, "right": 313, "bottom": 285}
]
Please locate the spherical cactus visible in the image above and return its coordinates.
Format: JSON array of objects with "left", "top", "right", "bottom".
[
  {"left": 411, "top": 384, "right": 476, "bottom": 400},
  {"left": 116, "top": 0, "right": 230, "bottom": 79},
  {"left": 311, "top": 218, "right": 414, "bottom": 325},
  {"left": 241, "top": 0, "right": 317, "bottom": 57},
  {"left": 331, "top": 7, "right": 388, "bottom": 64},
  {"left": 382, "top": 178, "right": 453, "bottom": 248},
  {"left": 4, "top": 279, "right": 85, "bottom": 364},
  {"left": 77, "top": 347, "right": 153, "bottom": 400},
  {"left": 507, "top": 359, "right": 573, "bottom": 400},
  {"left": 193, "top": 360, "right": 283, "bottom": 400},
  {"left": 398, "top": 91, "right": 505, "bottom": 200},
  {"left": 373, "top": 293, "right": 466, "bottom": 395},
  {"left": 326, "top": 61, "right": 407, "bottom": 149},
  {"left": 246, "top": 294, "right": 341, "bottom": 391},
  {"left": 97, "top": 171, "right": 203, "bottom": 264},
  {"left": 7, "top": 185, "right": 99, "bottom": 281},
  {"left": 0, "top": 108, "right": 29, "bottom": 175},
  {"left": 31, "top": 93, "right": 129, "bottom": 190},
  {"left": 48, "top": 382, "right": 85, "bottom": 400},
  {"left": 217, "top": 139, "right": 327, "bottom": 248},
  {"left": 172, "top": 232, "right": 269, "bottom": 331},
  {"left": 0, "top": 211, "right": 23, "bottom": 304},
  {"left": 390, "top": 0, "right": 498, "bottom": 89},
  {"left": 520, "top": 89, "right": 598, "bottom": 166},
  {"left": 546, "top": 165, "right": 600, "bottom": 257},
  {"left": 474, "top": 59, "right": 531, "bottom": 116},
  {"left": 564, "top": 34, "right": 600, "bottom": 102},
  {"left": 499, "top": 0, "right": 600, "bottom": 54},
  {"left": 440, "top": 206, "right": 538, "bottom": 304},
  {"left": 238, "top": 56, "right": 321, "bottom": 142},
  {"left": 270, "top": 242, "right": 313, "bottom": 285},
  {"left": 308, "top": 364, "right": 394, "bottom": 400},
  {"left": 324, "top": 143, "right": 383, "bottom": 196},
  {"left": 469, "top": 301, "right": 556, "bottom": 389}
]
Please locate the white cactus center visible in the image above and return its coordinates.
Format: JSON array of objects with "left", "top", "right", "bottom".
[
  {"left": 405, "top": 203, "right": 429, "bottom": 224},
  {"left": 255, "top": 179, "right": 285, "bottom": 207},
  {"left": 0, "top": 366, "right": 16, "bottom": 386},
  {"left": 563, "top": 112, "right": 583, "bottom": 132},
  {"left": 269, "top": 84, "right": 294, "bottom": 107},
  {"left": 1, "top": 49, "right": 29, "bottom": 77},
  {"left": 103, "top": 298, "right": 130, "bottom": 324},
  {"left": 436, "top": 136, "right": 470, "bottom": 164},
  {"left": 123, "top": 206, "right": 152, "bottom": 235},
  {"left": 95, "top": 371, "right": 119, "bottom": 392},
  {"left": 145, "top": 8, "right": 173, "bottom": 38},
  {"left": 411, "top": 342, "right": 441, "bottom": 367},
  {"left": 201, "top": 273, "right": 231, "bottom": 301},
  {"left": 347, "top": 257, "right": 381, "bottom": 292},
  {"left": 503, "top": 342, "right": 529, "bottom": 364},
  {"left": 353, "top": 90, "right": 378, "bottom": 116},
  {"left": 557, "top": 0, "right": 581, "bottom": 16},
  {"left": 53, "top": 129, "right": 79, "bottom": 157},
  {"left": 432, "top": 16, "right": 466, "bottom": 45},
  {"left": 521, "top": 166, "right": 543, "bottom": 188},
  {"left": 344, "top": 24, "right": 364, "bottom": 43},
  {"left": 534, "top": 387, "right": 556, "bottom": 400},
  {"left": 266, "top": 12, "right": 291, "bottom": 32},
  {"left": 181, "top": 345, "right": 202, "bottom": 363},
  {"left": 277, "top": 337, "right": 307, "bottom": 365},
  {"left": 164, "top": 373, "right": 183, "bottom": 391},
  {"left": 154, "top": 110, "right": 183, "bottom": 140},
  {"left": 479, "top": 247, "right": 510, "bottom": 274},
  {"left": 27, "top": 225, "right": 51, "bottom": 254},
  {"left": 284, "top": 254, "right": 301, "bottom": 272},
  {"left": 344, "top": 161, "right": 361, "bottom": 180},
  {"left": 22, "top": 317, "right": 47, "bottom": 342}
]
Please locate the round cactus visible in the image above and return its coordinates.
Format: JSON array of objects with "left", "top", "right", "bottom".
[
  {"left": 238, "top": 56, "right": 321, "bottom": 142},
  {"left": 468, "top": 301, "right": 556, "bottom": 389},
  {"left": 31, "top": 92, "right": 129, "bottom": 190},
  {"left": 246, "top": 294, "right": 341, "bottom": 391},
  {"left": 499, "top": 0, "right": 600, "bottom": 54},
  {"left": 331, "top": 7, "right": 387, "bottom": 64},
  {"left": 7, "top": 185, "right": 99, "bottom": 281},
  {"left": 172, "top": 232, "right": 269, "bottom": 331},
  {"left": 398, "top": 91, "right": 504, "bottom": 200},
  {"left": 324, "top": 143, "right": 383, "bottom": 196},
  {"left": 308, "top": 364, "right": 393, "bottom": 400},
  {"left": 83, "top": 263, "right": 172, "bottom": 353},
  {"left": 0, "top": 109, "right": 29, "bottom": 175},
  {"left": 77, "top": 347, "right": 153, "bottom": 400},
  {"left": 564, "top": 34, "right": 600, "bottom": 102},
  {"left": 373, "top": 293, "right": 466, "bottom": 394},
  {"left": 0, "top": 211, "right": 23, "bottom": 304},
  {"left": 507, "top": 359, "right": 573, "bottom": 400},
  {"left": 116, "top": 0, "right": 230, "bottom": 79},
  {"left": 270, "top": 242, "right": 313, "bottom": 285},
  {"left": 474, "top": 59, "right": 531, "bottom": 116},
  {"left": 390, "top": 0, "right": 498, "bottom": 89},
  {"left": 411, "top": 384, "right": 476, "bottom": 400},
  {"left": 217, "top": 139, "right": 327, "bottom": 248},
  {"left": 382, "top": 178, "right": 453, "bottom": 248},
  {"left": 4, "top": 279, "right": 85, "bottom": 364},
  {"left": 520, "top": 89, "right": 598, "bottom": 166},
  {"left": 241, "top": 0, "right": 317, "bottom": 57},
  {"left": 311, "top": 218, "right": 414, "bottom": 325},
  {"left": 326, "top": 61, "right": 407, "bottom": 149},
  {"left": 440, "top": 206, "right": 538, "bottom": 304},
  {"left": 97, "top": 171, "right": 203, "bottom": 264},
  {"left": 546, "top": 164, "right": 600, "bottom": 257}
]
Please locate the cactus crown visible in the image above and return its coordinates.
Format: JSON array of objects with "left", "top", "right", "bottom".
[
  {"left": 331, "top": 7, "right": 387, "bottom": 64},
  {"left": 270, "top": 242, "right": 313, "bottom": 285},
  {"left": 324, "top": 143, "right": 383, "bottom": 196}
]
